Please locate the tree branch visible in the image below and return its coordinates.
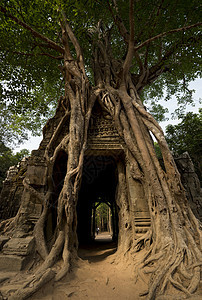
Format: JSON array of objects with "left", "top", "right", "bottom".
[
  {"left": 107, "top": 0, "right": 144, "bottom": 74},
  {"left": 61, "top": 11, "right": 86, "bottom": 77},
  {"left": 122, "top": 0, "right": 134, "bottom": 80},
  {"left": 0, "top": 5, "right": 64, "bottom": 54},
  {"left": 134, "top": 22, "right": 202, "bottom": 51},
  {"left": 132, "top": 33, "right": 201, "bottom": 91},
  {"left": 60, "top": 20, "right": 73, "bottom": 61},
  {"left": 107, "top": 0, "right": 129, "bottom": 44},
  {"left": 143, "top": 0, "right": 165, "bottom": 68}
]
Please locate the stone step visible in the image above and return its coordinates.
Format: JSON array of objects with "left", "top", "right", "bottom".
[{"left": 0, "top": 236, "right": 35, "bottom": 272}]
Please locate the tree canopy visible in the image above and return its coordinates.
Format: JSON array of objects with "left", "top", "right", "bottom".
[{"left": 0, "top": 0, "right": 201, "bottom": 144}]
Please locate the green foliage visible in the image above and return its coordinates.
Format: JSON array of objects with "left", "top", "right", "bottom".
[
  {"left": 95, "top": 202, "right": 109, "bottom": 231},
  {"left": 0, "top": 141, "right": 30, "bottom": 190},
  {"left": 0, "top": 0, "right": 63, "bottom": 145},
  {"left": 0, "top": 0, "right": 201, "bottom": 143},
  {"left": 147, "top": 102, "right": 169, "bottom": 122},
  {"left": 165, "top": 109, "right": 202, "bottom": 180},
  {"left": 154, "top": 142, "right": 162, "bottom": 160}
]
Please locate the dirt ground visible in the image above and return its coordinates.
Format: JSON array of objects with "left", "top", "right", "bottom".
[
  {"left": 0, "top": 232, "right": 201, "bottom": 300},
  {"left": 28, "top": 232, "right": 147, "bottom": 300}
]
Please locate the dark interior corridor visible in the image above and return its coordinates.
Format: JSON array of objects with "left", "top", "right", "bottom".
[{"left": 77, "top": 155, "right": 119, "bottom": 249}]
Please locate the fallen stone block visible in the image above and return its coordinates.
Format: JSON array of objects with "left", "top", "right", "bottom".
[
  {"left": 0, "top": 255, "right": 28, "bottom": 272},
  {"left": 2, "top": 236, "right": 35, "bottom": 256}
]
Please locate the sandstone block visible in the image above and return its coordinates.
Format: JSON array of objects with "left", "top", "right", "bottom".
[
  {"left": 26, "top": 164, "right": 47, "bottom": 185},
  {"left": 0, "top": 255, "right": 28, "bottom": 271},
  {"left": 2, "top": 236, "right": 35, "bottom": 256}
]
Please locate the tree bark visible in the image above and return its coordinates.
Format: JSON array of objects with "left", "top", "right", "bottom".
[{"left": 102, "top": 82, "right": 202, "bottom": 299}]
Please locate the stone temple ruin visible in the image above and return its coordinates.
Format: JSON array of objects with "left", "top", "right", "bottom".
[{"left": 0, "top": 101, "right": 201, "bottom": 272}]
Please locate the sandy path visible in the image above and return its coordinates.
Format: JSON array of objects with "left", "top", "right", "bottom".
[
  {"left": 1, "top": 233, "right": 201, "bottom": 299},
  {"left": 29, "top": 232, "right": 145, "bottom": 300}
]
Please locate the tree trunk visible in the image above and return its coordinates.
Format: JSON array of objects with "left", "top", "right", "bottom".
[{"left": 102, "top": 83, "right": 202, "bottom": 299}]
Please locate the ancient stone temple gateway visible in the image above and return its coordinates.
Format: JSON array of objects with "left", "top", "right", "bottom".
[
  {"left": 0, "top": 101, "right": 151, "bottom": 271},
  {"left": 1, "top": 99, "right": 201, "bottom": 275}
]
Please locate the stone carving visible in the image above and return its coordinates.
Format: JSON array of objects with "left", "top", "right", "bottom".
[
  {"left": 88, "top": 116, "right": 119, "bottom": 138},
  {"left": 2, "top": 236, "right": 34, "bottom": 256},
  {"left": 0, "top": 236, "right": 35, "bottom": 271},
  {"left": 87, "top": 115, "right": 123, "bottom": 152},
  {"left": 26, "top": 155, "right": 47, "bottom": 186}
]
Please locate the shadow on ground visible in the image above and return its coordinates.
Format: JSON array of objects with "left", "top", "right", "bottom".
[{"left": 78, "top": 232, "right": 117, "bottom": 263}]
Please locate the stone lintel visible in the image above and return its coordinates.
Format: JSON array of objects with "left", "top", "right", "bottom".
[{"left": 86, "top": 136, "right": 123, "bottom": 157}]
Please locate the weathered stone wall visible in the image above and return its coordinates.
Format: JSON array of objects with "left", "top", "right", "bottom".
[
  {"left": 0, "top": 151, "right": 201, "bottom": 227},
  {"left": 0, "top": 158, "right": 28, "bottom": 221},
  {"left": 0, "top": 101, "right": 201, "bottom": 226},
  {"left": 175, "top": 152, "right": 202, "bottom": 222}
]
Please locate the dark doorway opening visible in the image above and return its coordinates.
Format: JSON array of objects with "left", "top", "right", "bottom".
[
  {"left": 77, "top": 155, "right": 119, "bottom": 251},
  {"left": 45, "top": 152, "right": 119, "bottom": 259}
]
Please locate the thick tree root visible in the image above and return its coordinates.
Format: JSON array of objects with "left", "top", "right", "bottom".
[
  {"left": 38, "top": 229, "right": 65, "bottom": 273},
  {"left": 0, "top": 218, "right": 14, "bottom": 234},
  {"left": 8, "top": 268, "right": 55, "bottom": 300},
  {"left": 55, "top": 261, "right": 70, "bottom": 282},
  {"left": 134, "top": 242, "right": 202, "bottom": 300},
  {"left": 33, "top": 205, "right": 48, "bottom": 260}
]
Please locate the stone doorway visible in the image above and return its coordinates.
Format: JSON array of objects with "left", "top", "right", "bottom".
[{"left": 77, "top": 155, "right": 119, "bottom": 245}]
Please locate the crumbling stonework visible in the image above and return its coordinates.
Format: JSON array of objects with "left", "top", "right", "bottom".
[
  {"left": 0, "top": 236, "right": 35, "bottom": 271},
  {"left": 175, "top": 152, "right": 202, "bottom": 222},
  {"left": 0, "top": 158, "right": 28, "bottom": 221},
  {"left": 1, "top": 150, "right": 200, "bottom": 226}
]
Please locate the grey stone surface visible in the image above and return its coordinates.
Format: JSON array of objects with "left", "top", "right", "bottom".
[{"left": 26, "top": 163, "right": 47, "bottom": 186}]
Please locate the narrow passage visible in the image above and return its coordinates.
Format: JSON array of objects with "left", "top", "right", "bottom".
[{"left": 78, "top": 231, "right": 117, "bottom": 263}]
